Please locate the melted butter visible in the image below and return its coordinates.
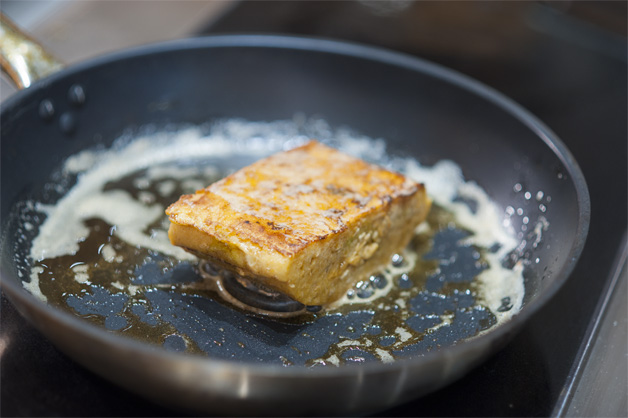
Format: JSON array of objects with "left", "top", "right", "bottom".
[{"left": 19, "top": 119, "right": 528, "bottom": 365}]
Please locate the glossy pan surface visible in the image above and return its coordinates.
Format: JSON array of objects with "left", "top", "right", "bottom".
[{"left": 0, "top": 35, "right": 589, "bottom": 415}]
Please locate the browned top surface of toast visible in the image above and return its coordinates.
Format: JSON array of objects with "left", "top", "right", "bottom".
[{"left": 166, "top": 141, "right": 423, "bottom": 256}]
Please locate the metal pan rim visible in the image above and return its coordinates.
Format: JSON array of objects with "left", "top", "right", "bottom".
[{"left": 0, "top": 34, "right": 590, "bottom": 378}]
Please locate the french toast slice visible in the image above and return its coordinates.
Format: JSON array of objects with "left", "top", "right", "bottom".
[{"left": 166, "top": 141, "right": 430, "bottom": 306}]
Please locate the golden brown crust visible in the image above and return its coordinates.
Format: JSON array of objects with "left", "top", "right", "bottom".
[
  {"left": 167, "top": 141, "right": 422, "bottom": 256},
  {"left": 166, "top": 140, "right": 430, "bottom": 305}
]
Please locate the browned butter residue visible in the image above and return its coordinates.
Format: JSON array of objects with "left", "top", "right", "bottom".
[{"left": 31, "top": 161, "right": 495, "bottom": 364}]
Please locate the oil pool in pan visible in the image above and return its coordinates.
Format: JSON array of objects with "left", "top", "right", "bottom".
[{"left": 15, "top": 118, "right": 532, "bottom": 366}]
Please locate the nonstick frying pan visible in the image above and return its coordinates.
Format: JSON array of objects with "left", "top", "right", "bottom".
[{"left": 0, "top": 18, "right": 589, "bottom": 416}]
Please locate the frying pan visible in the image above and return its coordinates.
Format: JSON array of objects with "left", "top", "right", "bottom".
[{"left": 0, "top": 17, "right": 589, "bottom": 416}]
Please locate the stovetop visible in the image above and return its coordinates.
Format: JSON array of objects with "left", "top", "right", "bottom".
[{"left": 1, "top": 1, "right": 626, "bottom": 416}]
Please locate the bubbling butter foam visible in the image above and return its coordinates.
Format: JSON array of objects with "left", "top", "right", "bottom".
[
  {"left": 401, "top": 160, "right": 523, "bottom": 322},
  {"left": 25, "top": 118, "right": 524, "bottom": 329}
]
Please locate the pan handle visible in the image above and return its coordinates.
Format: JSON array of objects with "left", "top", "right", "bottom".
[{"left": 0, "top": 13, "right": 63, "bottom": 89}]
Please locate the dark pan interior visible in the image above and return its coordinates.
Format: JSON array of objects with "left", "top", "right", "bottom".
[
  {"left": 0, "top": 36, "right": 589, "bottom": 414},
  {"left": 1, "top": 37, "right": 587, "bottom": 303}
]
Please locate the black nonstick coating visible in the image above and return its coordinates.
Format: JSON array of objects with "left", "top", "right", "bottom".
[{"left": 0, "top": 35, "right": 589, "bottom": 415}]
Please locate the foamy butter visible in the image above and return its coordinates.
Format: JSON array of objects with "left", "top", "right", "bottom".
[
  {"left": 71, "top": 264, "right": 90, "bottom": 284},
  {"left": 28, "top": 120, "right": 306, "bottom": 263},
  {"left": 23, "top": 118, "right": 526, "bottom": 352},
  {"left": 375, "top": 348, "right": 394, "bottom": 364},
  {"left": 402, "top": 159, "right": 523, "bottom": 322},
  {"left": 395, "top": 326, "right": 413, "bottom": 343},
  {"left": 100, "top": 244, "right": 122, "bottom": 263},
  {"left": 24, "top": 266, "right": 47, "bottom": 302},
  {"left": 328, "top": 157, "right": 523, "bottom": 323}
]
